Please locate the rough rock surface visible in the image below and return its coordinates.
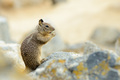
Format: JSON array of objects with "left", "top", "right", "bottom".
[
  {"left": 0, "top": 40, "right": 25, "bottom": 70},
  {"left": 29, "top": 50, "right": 120, "bottom": 80},
  {"left": 0, "top": 40, "right": 31, "bottom": 80},
  {"left": 0, "top": 16, "right": 12, "bottom": 43},
  {"left": 90, "top": 27, "right": 120, "bottom": 47}
]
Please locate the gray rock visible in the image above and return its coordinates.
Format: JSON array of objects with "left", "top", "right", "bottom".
[
  {"left": 0, "top": 40, "right": 25, "bottom": 69},
  {"left": 14, "top": 0, "right": 43, "bottom": 8},
  {"left": 106, "top": 69, "right": 119, "bottom": 80},
  {"left": 86, "top": 51, "right": 120, "bottom": 80},
  {"left": 64, "top": 41, "right": 101, "bottom": 54},
  {"left": 29, "top": 50, "right": 120, "bottom": 80},
  {"left": 0, "top": 16, "right": 12, "bottom": 43},
  {"left": 83, "top": 41, "right": 101, "bottom": 55},
  {"left": 86, "top": 51, "right": 116, "bottom": 69},
  {"left": 90, "top": 27, "right": 120, "bottom": 47},
  {"left": 29, "top": 52, "right": 83, "bottom": 80},
  {"left": 0, "top": 40, "right": 31, "bottom": 80},
  {"left": 51, "top": 0, "right": 67, "bottom": 5}
]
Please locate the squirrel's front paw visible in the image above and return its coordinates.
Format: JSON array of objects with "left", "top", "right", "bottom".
[{"left": 40, "top": 58, "right": 48, "bottom": 64}]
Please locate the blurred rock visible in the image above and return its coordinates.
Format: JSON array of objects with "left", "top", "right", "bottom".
[
  {"left": 107, "top": 1, "right": 120, "bottom": 11},
  {"left": 0, "top": 0, "right": 14, "bottom": 8},
  {"left": 83, "top": 41, "right": 101, "bottom": 55},
  {"left": 0, "top": 0, "right": 43, "bottom": 8},
  {"left": 0, "top": 0, "right": 67, "bottom": 8},
  {"left": 90, "top": 27, "right": 120, "bottom": 47},
  {"left": 0, "top": 40, "right": 25, "bottom": 70},
  {"left": 0, "top": 41, "right": 31, "bottom": 80},
  {"left": 63, "top": 43, "right": 84, "bottom": 53},
  {"left": 0, "top": 16, "right": 13, "bottom": 43},
  {"left": 42, "top": 34, "right": 67, "bottom": 58},
  {"left": 51, "top": 0, "right": 67, "bottom": 5},
  {"left": 13, "top": 0, "right": 43, "bottom": 8},
  {"left": 64, "top": 41, "right": 101, "bottom": 54},
  {"left": 29, "top": 50, "right": 120, "bottom": 80}
]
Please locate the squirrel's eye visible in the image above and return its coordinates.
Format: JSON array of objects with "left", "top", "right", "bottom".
[{"left": 46, "top": 25, "right": 49, "bottom": 28}]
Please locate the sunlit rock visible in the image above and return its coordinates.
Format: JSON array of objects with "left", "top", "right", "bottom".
[
  {"left": 0, "top": 41, "right": 31, "bottom": 80},
  {"left": 29, "top": 50, "right": 120, "bottom": 80},
  {"left": 0, "top": 40, "right": 25, "bottom": 70},
  {"left": 90, "top": 27, "right": 120, "bottom": 48}
]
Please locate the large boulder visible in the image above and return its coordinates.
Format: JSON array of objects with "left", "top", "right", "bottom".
[{"left": 29, "top": 50, "right": 120, "bottom": 80}]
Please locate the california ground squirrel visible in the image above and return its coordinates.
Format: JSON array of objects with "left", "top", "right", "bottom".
[{"left": 20, "top": 19, "right": 55, "bottom": 71}]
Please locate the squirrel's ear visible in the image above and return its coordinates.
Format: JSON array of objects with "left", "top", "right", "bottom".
[{"left": 39, "top": 19, "right": 44, "bottom": 26}]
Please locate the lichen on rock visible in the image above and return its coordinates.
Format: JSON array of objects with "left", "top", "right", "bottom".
[{"left": 29, "top": 44, "right": 120, "bottom": 80}]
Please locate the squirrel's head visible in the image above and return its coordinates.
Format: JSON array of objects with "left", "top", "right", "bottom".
[{"left": 37, "top": 19, "right": 55, "bottom": 35}]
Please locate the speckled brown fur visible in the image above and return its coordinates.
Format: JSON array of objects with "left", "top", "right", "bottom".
[{"left": 20, "top": 19, "right": 55, "bottom": 71}]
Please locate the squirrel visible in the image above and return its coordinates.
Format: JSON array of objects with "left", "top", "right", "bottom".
[{"left": 20, "top": 19, "right": 56, "bottom": 71}]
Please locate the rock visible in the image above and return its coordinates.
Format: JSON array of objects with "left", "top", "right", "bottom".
[
  {"left": 51, "top": 0, "right": 67, "bottom": 5},
  {"left": 0, "top": 16, "right": 13, "bottom": 43},
  {"left": 0, "top": 0, "right": 43, "bottom": 8},
  {"left": 86, "top": 51, "right": 120, "bottom": 80},
  {"left": 0, "top": 0, "right": 14, "bottom": 8},
  {"left": 107, "top": 1, "right": 120, "bottom": 11},
  {"left": 13, "top": 0, "right": 43, "bottom": 8},
  {"left": 29, "top": 52, "right": 83, "bottom": 80},
  {"left": 82, "top": 41, "right": 101, "bottom": 55},
  {"left": 29, "top": 50, "right": 120, "bottom": 80},
  {"left": 63, "top": 43, "right": 84, "bottom": 53},
  {"left": 0, "top": 40, "right": 25, "bottom": 70},
  {"left": 64, "top": 41, "right": 101, "bottom": 54},
  {"left": 90, "top": 27, "right": 120, "bottom": 47},
  {"left": 0, "top": 41, "right": 31, "bottom": 80}
]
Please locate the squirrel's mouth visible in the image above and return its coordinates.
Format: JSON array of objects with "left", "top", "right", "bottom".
[
  {"left": 49, "top": 31, "right": 53, "bottom": 33},
  {"left": 49, "top": 31, "right": 55, "bottom": 34},
  {"left": 49, "top": 32, "right": 52, "bottom": 34}
]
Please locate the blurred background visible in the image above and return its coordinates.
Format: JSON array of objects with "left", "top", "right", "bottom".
[{"left": 0, "top": 0, "right": 120, "bottom": 48}]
